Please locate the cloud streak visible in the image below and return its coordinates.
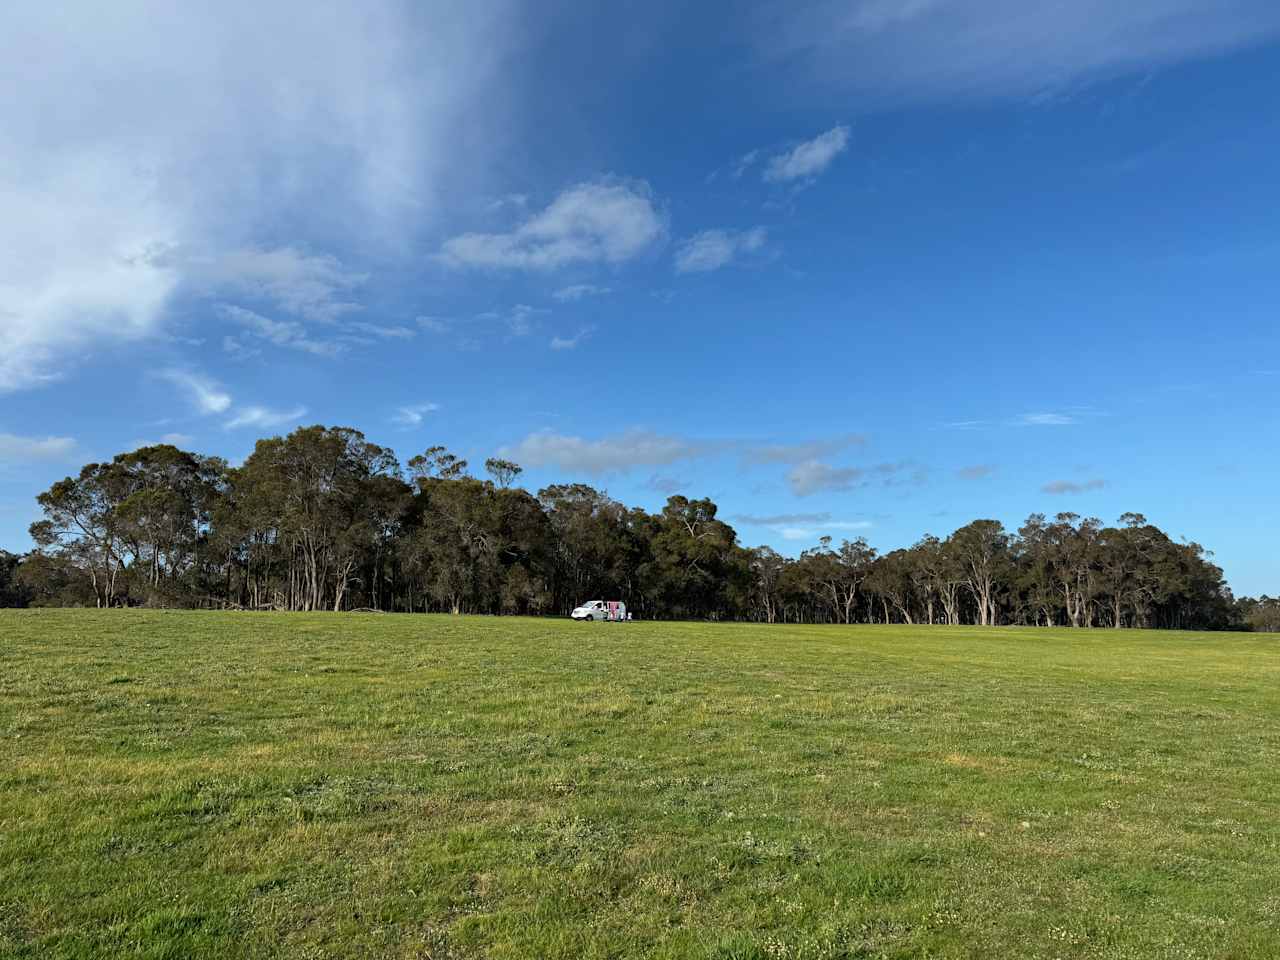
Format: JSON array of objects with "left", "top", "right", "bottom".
[
  {"left": 752, "top": 0, "right": 1280, "bottom": 102},
  {"left": 733, "top": 512, "right": 873, "bottom": 541},
  {"left": 553, "top": 284, "right": 611, "bottom": 302},
  {"left": 763, "top": 125, "right": 850, "bottom": 182},
  {"left": 1042, "top": 478, "right": 1106, "bottom": 495},
  {"left": 159, "top": 369, "right": 232, "bottom": 415},
  {"left": 743, "top": 434, "right": 867, "bottom": 465},
  {"left": 221, "top": 305, "right": 344, "bottom": 358},
  {"left": 392, "top": 403, "right": 441, "bottom": 427},
  {"left": 501, "top": 429, "right": 718, "bottom": 475},
  {"left": 674, "top": 227, "right": 768, "bottom": 274},
  {"left": 788, "top": 459, "right": 927, "bottom": 496},
  {"left": 501, "top": 429, "right": 878, "bottom": 477},
  {"left": 1017, "top": 412, "right": 1077, "bottom": 426},
  {"left": 225, "top": 405, "right": 308, "bottom": 431},
  {"left": 0, "top": 432, "right": 77, "bottom": 464},
  {"left": 550, "top": 326, "right": 596, "bottom": 351},
  {"left": 439, "top": 180, "right": 665, "bottom": 271}
]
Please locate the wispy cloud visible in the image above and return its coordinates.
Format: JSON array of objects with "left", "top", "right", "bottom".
[
  {"left": 788, "top": 459, "right": 926, "bottom": 496},
  {"left": 159, "top": 369, "right": 232, "bottom": 415},
  {"left": 957, "top": 464, "right": 996, "bottom": 480},
  {"left": 675, "top": 227, "right": 768, "bottom": 274},
  {"left": 552, "top": 284, "right": 612, "bottom": 302},
  {"left": 946, "top": 410, "right": 1089, "bottom": 429},
  {"left": 550, "top": 326, "right": 597, "bottom": 351},
  {"left": 502, "top": 428, "right": 885, "bottom": 479},
  {"left": 778, "top": 520, "right": 873, "bottom": 541},
  {"left": 733, "top": 512, "right": 873, "bottom": 540},
  {"left": 644, "top": 473, "right": 687, "bottom": 495},
  {"left": 734, "top": 512, "right": 835, "bottom": 526},
  {"left": 501, "top": 429, "right": 719, "bottom": 475},
  {"left": 507, "top": 304, "right": 545, "bottom": 336},
  {"left": 1017, "top": 412, "right": 1077, "bottom": 426},
  {"left": 178, "top": 247, "right": 366, "bottom": 323},
  {"left": 225, "top": 405, "right": 307, "bottom": 431},
  {"left": 220, "top": 305, "right": 343, "bottom": 357},
  {"left": 1042, "top": 478, "right": 1106, "bottom": 495},
  {"left": 763, "top": 125, "right": 851, "bottom": 182},
  {"left": 787, "top": 461, "right": 865, "bottom": 496},
  {"left": 438, "top": 180, "right": 665, "bottom": 271},
  {"left": 742, "top": 434, "right": 866, "bottom": 465},
  {"left": 347, "top": 321, "right": 415, "bottom": 340},
  {"left": 752, "top": 1, "right": 1280, "bottom": 102},
  {"left": 392, "top": 403, "right": 441, "bottom": 428},
  {"left": 417, "top": 316, "right": 452, "bottom": 334},
  {"left": 0, "top": 432, "right": 77, "bottom": 464},
  {"left": 732, "top": 149, "right": 762, "bottom": 179}
]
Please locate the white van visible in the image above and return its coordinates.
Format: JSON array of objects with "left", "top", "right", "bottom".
[{"left": 571, "top": 600, "right": 628, "bottom": 622}]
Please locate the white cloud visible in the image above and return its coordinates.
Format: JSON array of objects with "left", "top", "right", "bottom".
[
  {"left": 645, "top": 473, "right": 687, "bottom": 495},
  {"left": 1018, "top": 412, "right": 1077, "bottom": 426},
  {"left": 159, "top": 369, "right": 232, "bottom": 415},
  {"left": 220, "top": 305, "right": 343, "bottom": 357},
  {"left": 224, "top": 405, "right": 308, "bottom": 431},
  {"left": 779, "top": 520, "right": 874, "bottom": 541},
  {"left": 948, "top": 411, "right": 1087, "bottom": 428},
  {"left": 347, "top": 321, "right": 416, "bottom": 340},
  {"left": 786, "top": 459, "right": 926, "bottom": 495},
  {"left": 734, "top": 512, "right": 873, "bottom": 540},
  {"left": 392, "top": 403, "right": 441, "bottom": 427},
  {"left": 735, "top": 512, "right": 836, "bottom": 526},
  {"left": 754, "top": 1, "right": 1280, "bottom": 102},
  {"left": 417, "top": 316, "right": 452, "bottom": 333},
  {"left": 1042, "top": 478, "right": 1106, "bottom": 495},
  {"left": 507, "top": 304, "right": 544, "bottom": 336},
  {"left": 439, "top": 180, "right": 665, "bottom": 271},
  {"left": 552, "top": 284, "right": 612, "bottom": 302},
  {"left": 550, "top": 326, "right": 596, "bottom": 351},
  {"left": 763, "top": 125, "right": 851, "bottom": 182},
  {"left": 0, "top": 433, "right": 77, "bottom": 464},
  {"left": 674, "top": 227, "right": 768, "bottom": 274},
  {"left": 732, "top": 149, "right": 762, "bottom": 179},
  {"left": 743, "top": 434, "right": 866, "bottom": 465},
  {"left": 788, "top": 460, "right": 865, "bottom": 496},
  {"left": 502, "top": 429, "right": 882, "bottom": 476},
  {"left": 501, "top": 429, "right": 717, "bottom": 475},
  {"left": 0, "top": 1, "right": 518, "bottom": 392},
  {"left": 176, "top": 247, "right": 367, "bottom": 323},
  {"left": 222, "top": 336, "right": 261, "bottom": 361}
]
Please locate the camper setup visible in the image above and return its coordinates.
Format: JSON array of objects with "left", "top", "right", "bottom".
[{"left": 570, "top": 600, "right": 628, "bottom": 622}]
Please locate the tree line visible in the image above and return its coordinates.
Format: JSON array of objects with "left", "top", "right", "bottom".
[{"left": 1, "top": 424, "right": 1274, "bottom": 631}]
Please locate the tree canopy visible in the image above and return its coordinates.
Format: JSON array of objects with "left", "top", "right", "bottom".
[{"left": 4, "top": 425, "right": 1268, "bottom": 630}]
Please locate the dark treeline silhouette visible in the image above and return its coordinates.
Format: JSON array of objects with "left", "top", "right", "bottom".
[{"left": 1, "top": 425, "right": 1273, "bottom": 630}]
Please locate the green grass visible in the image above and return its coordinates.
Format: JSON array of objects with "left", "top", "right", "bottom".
[{"left": 2, "top": 612, "right": 1279, "bottom": 959}]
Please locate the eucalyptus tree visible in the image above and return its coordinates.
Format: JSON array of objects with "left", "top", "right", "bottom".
[
  {"left": 8, "top": 426, "right": 1246, "bottom": 630},
  {"left": 947, "top": 520, "right": 1009, "bottom": 627},
  {"left": 30, "top": 461, "right": 132, "bottom": 607}
]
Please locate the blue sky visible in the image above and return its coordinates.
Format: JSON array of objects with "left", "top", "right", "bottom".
[{"left": 2, "top": 0, "right": 1278, "bottom": 594}]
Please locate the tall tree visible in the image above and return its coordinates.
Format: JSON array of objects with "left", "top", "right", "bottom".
[{"left": 948, "top": 520, "right": 1009, "bottom": 627}]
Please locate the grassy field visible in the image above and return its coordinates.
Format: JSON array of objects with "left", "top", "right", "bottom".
[{"left": 1, "top": 612, "right": 1278, "bottom": 959}]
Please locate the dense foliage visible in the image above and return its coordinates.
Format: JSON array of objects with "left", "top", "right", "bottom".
[{"left": 4, "top": 425, "right": 1268, "bottom": 629}]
